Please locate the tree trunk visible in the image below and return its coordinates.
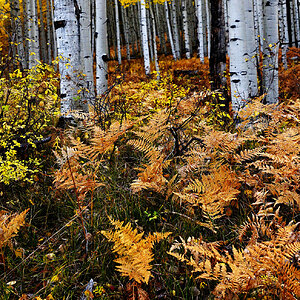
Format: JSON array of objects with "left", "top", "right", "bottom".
[
  {"left": 27, "top": 0, "right": 40, "bottom": 68},
  {"left": 95, "top": 0, "right": 108, "bottom": 97},
  {"left": 114, "top": 0, "right": 122, "bottom": 64},
  {"left": 79, "top": 0, "right": 94, "bottom": 109},
  {"left": 140, "top": 0, "right": 150, "bottom": 75},
  {"left": 262, "top": 0, "right": 279, "bottom": 104},
  {"left": 228, "top": 0, "right": 249, "bottom": 112},
  {"left": 209, "top": 0, "right": 227, "bottom": 92},
  {"left": 54, "top": 0, "right": 81, "bottom": 114},
  {"left": 182, "top": 0, "right": 191, "bottom": 58},
  {"left": 196, "top": 0, "right": 205, "bottom": 62}
]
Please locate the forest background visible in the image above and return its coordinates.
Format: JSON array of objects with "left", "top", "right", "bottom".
[{"left": 0, "top": 0, "right": 300, "bottom": 299}]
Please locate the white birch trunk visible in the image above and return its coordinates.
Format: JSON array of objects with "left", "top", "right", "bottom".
[
  {"left": 196, "top": 0, "right": 205, "bottom": 62},
  {"left": 27, "top": 0, "right": 40, "bottom": 68},
  {"left": 164, "top": 1, "right": 177, "bottom": 60},
  {"left": 54, "top": 0, "right": 81, "bottom": 114},
  {"left": 10, "top": 0, "right": 26, "bottom": 68},
  {"left": 121, "top": 6, "right": 131, "bottom": 61},
  {"left": 205, "top": 0, "right": 211, "bottom": 58},
  {"left": 263, "top": 0, "right": 279, "bottom": 104},
  {"left": 255, "top": 0, "right": 264, "bottom": 47},
  {"left": 114, "top": 0, "right": 122, "bottom": 64},
  {"left": 140, "top": 0, "right": 151, "bottom": 75},
  {"left": 228, "top": 0, "right": 250, "bottom": 111},
  {"left": 150, "top": 5, "right": 160, "bottom": 80},
  {"left": 171, "top": 0, "right": 181, "bottom": 60},
  {"left": 78, "top": 0, "right": 94, "bottom": 109},
  {"left": 280, "top": 0, "right": 289, "bottom": 69},
  {"left": 182, "top": 0, "right": 191, "bottom": 59},
  {"left": 38, "top": 0, "right": 47, "bottom": 62},
  {"left": 293, "top": 0, "right": 300, "bottom": 46},
  {"left": 245, "top": 0, "right": 258, "bottom": 97},
  {"left": 95, "top": 0, "right": 108, "bottom": 97}
]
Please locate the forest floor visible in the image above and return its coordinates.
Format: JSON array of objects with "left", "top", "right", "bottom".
[{"left": 1, "top": 49, "right": 300, "bottom": 300}]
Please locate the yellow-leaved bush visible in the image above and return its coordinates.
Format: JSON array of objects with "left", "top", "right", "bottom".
[{"left": 0, "top": 63, "right": 59, "bottom": 184}]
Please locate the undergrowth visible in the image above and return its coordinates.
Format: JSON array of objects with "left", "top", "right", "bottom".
[{"left": 0, "top": 53, "right": 299, "bottom": 300}]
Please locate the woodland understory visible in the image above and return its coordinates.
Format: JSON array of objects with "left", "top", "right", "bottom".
[{"left": 1, "top": 47, "right": 300, "bottom": 299}]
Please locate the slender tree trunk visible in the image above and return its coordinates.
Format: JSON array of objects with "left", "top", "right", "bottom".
[
  {"left": 114, "top": 0, "right": 122, "bottom": 64},
  {"left": 245, "top": 0, "right": 258, "bottom": 97},
  {"left": 205, "top": 0, "right": 211, "bottom": 58},
  {"left": 54, "top": 0, "right": 81, "bottom": 114},
  {"left": 140, "top": 0, "right": 151, "bottom": 75},
  {"left": 150, "top": 4, "right": 160, "bottom": 80},
  {"left": 182, "top": 0, "right": 191, "bottom": 58},
  {"left": 209, "top": 0, "right": 227, "bottom": 92},
  {"left": 121, "top": 6, "right": 131, "bottom": 61},
  {"left": 262, "top": 0, "right": 279, "bottom": 104},
  {"left": 164, "top": 1, "right": 176, "bottom": 60},
  {"left": 171, "top": 0, "right": 181, "bottom": 60},
  {"left": 79, "top": 0, "right": 94, "bottom": 109},
  {"left": 38, "top": 0, "right": 47, "bottom": 62},
  {"left": 280, "top": 0, "right": 289, "bottom": 69},
  {"left": 10, "top": 0, "right": 26, "bottom": 69},
  {"left": 95, "top": 0, "right": 108, "bottom": 97},
  {"left": 228, "top": 0, "right": 249, "bottom": 112},
  {"left": 27, "top": 0, "right": 40, "bottom": 68},
  {"left": 196, "top": 0, "right": 205, "bottom": 62}
]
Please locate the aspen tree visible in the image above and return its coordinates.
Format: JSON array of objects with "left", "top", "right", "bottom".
[
  {"left": 121, "top": 6, "right": 131, "bottom": 60},
  {"left": 279, "top": 0, "right": 289, "bottom": 69},
  {"left": 95, "top": 0, "right": 109, "bottom": 96},
  {"left": 38, "top": 0, "right": 47, "bottom": 62},
  {"left": 205, "top": 0, "right": 211, "bottom": 58},
  {"left": 209, "top": 0, "right": 226, "bottom": 91},
  {"left": 150, "top": 3, "right": 160, "bottom": 79},
  {"left": 78, "top": 0, "right": 94, "bottom": 107},
  {"left": 196, "top": 0, "right": 205, "bottom": 63},
  {"left": 244, "top": 0, "right": 258, "bottom": 97},
  {"left": 164, "top": 1, "right": 177, "bottom": 60},
  {"left": 9, "top": 0, "right": 26, "bottom": 68},
  {"left": 171, "top": 0, "right": 180, "bottom": 59},
  {"left": 228, "top": 0, "right": 249, "bottom": 111},
  {"left": 140, "top": 0, "right": 151, "bottom": 75},
  {"left": 53, "top": 0, "right": 81, "bottom": 114},
  {"left": 262, "top": 0, "right": 279, "bottom": 104},
  {"left": 114, "top": 0, "right": 122, "bottom": 64},
  {"left": 182, "top": 0, "right": 191, "bottom": 59},
  {"left": 26, "top": 0, "right": 40, "bottom": 68}
]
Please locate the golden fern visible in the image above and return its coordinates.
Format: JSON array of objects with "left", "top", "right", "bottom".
[
  {"left": 169, "top": 221, "right": 300, "bottom": 299},
  {"left": 175, "top": 165, "right": 240, "bottom": 219},
  {"left": 101, "top": 218, "right": 171, "bottom": 284},
  {"left": 0, "top": 209, "right": 29, "bottom": 248}
]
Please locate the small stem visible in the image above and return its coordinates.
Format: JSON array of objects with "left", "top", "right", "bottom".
[{"left": 66, "top": 156, "right": 87, "bottom": 242}]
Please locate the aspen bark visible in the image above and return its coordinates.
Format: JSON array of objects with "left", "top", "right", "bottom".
[
  {"left": 164, "top": 1, "right": 177, "bottom": 60},
  {"left": 182, "top": 0, "right": 191, "bottom": 59},
  {"left": 245, "top": 0, "right": 258, "bottom": 97},
  {"left": 95, "top": 0, "right": 108, "bottom": 97},
  {"left": 171, "top": 0, "right": 181, "bottom": 60},
  {"left": 9, "top": 0, "right": 26, "bottom": 69},
  {"left": 114, "top": 0, "right": 122, "bottom": 64},
  {"left": 228, "top": 0, "right": 249, "bottom": 111},
  {"left": 196, "top": 0, "right": 205, "bottom": 62},
  {"left": 54, "top": 0, "right": 81, "bottom": 114},
  {"left": 140, "top": 0, "right": 151, "bottom": 75},
  {"left": 263, "top": 0, "right": 279, "bottom": 104},
  {"left": 78, "top": 0, "right": 94, "bottom": 108},
  {"left": 27, "top": 0, "right": 40, "bottom": 68},
  {"left": 209, "top": 0, "right": 226, "bottom": 91}
]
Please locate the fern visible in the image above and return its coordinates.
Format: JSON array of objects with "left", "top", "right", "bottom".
[
  {"left": 101, "top": 218, "right": 171, "bottom": 284},
  {"left": 0, "top": 209, "right": 28, "bottom": 248}
]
